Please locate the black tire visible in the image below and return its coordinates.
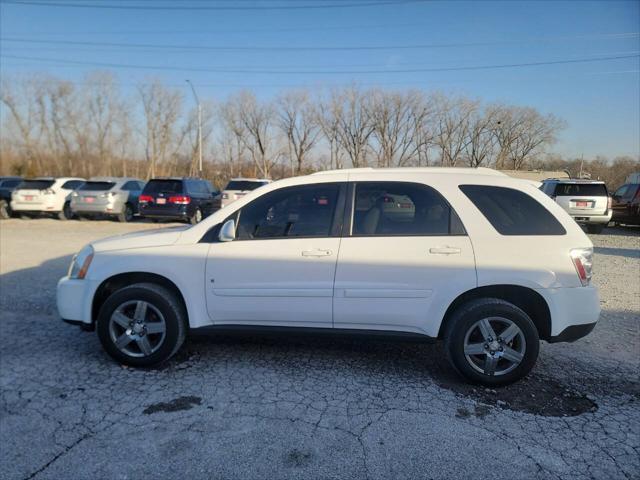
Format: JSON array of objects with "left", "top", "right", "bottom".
[
  {"left": 586, "top": 224, "right": 604, "bottom": 234},
  {"left": 117, "top": 203, "right": 134, "bottom": 223},
  {"left": 444, "top": 298, "right": 540, "bottom": 386},
  {"left": 189, "top": 207, "right": 202, "bottom": 225},
  {"left": 96, "top": 283, "right": 187, "bottom": 367},
  {"left": 58, "top": 202, "right": 72, "bottom": 221},
  {"left": 0, "top": 200, "right": 10, "bottom": 219}
]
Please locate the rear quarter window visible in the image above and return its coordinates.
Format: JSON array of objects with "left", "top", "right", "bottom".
[{"left": 460, "top": 185, "right": 566, "bottom": 236}]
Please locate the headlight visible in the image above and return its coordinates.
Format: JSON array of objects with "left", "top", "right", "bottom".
[{"left": 68, "top": 245, "right": 94, "bottom": 279}]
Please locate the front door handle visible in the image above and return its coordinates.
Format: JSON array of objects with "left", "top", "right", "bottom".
[
  {"left": 301, "top": 249, "right": 332, "bottom": 257},
  {"left": 429, "top": 246, "right": 461, "bottom": 255}
]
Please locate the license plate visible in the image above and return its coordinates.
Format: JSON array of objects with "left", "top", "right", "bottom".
[
  {"left": 24, "top": 195, "right": 34, "bottom": 201},
  {"left": 575, "top": 201, "right": 589, "bottom": 207},
  {"left": 84, "top": 197, "right": 95, "bottom": 203},
  {"left": 156, "top": 198, "right": 166, "bottom": 205}
]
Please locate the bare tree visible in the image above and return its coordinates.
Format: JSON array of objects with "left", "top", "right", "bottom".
[
  {"left": 316, "top": 90, "right": 345, "bottom": 170},
  {"left": 334, "top": 87, "right": 374, "bottom": 168},
  {"left": 462, "top": 106, "right": 498, "bottom": 168},
  {"left": 276, "top": 90, "right": 320, "bottom": 175},
  {"left": 433, "top": 95, "right": 477, "bottom": 166},
  {"left": 138, "top": 81, "right": 183, "bottom": 178},
  {"left": 234, "top": 91, "right": 279, "bottom": 178}
]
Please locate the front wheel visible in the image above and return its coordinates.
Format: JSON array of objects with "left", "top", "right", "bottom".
[
  {"left": 96, "top": 283, "right": 187, "bottom": 367},
  {"left": 0, "top": 200, "right": 10, "bottom": 219},
  {"left": 444, "top": 298, "right": 540, "bottom": 386}
]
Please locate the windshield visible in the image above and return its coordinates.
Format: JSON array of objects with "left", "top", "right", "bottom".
[
  {"left": 80, "top": 181, "right": 115, "bottom": 191},
  {"left": 143, "top": 180, "right": 183, "bottom": 194},
  {"left": 225, "top": 180, "right": 267, "bottom": 191},
  {"left": 18, "top": 180, "right": 55, "bottom": 190},
  {"left": 554, "top": 183, "right": 607, "bottom": 196}
]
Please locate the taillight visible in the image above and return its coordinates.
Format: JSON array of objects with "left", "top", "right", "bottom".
[
  {"left": 139, "top": 195, "right": 153, "bottom": 203},
  {"left": 222, "top": 193, "right": 229, "bottom": 199},
  {"left": 570, "top": 248, "right": 593, "bottom": 286},
  {"left": 41, "top": 188, "right": 55, "bottom": 195},
  {"left": 607, "top": 196, "right": 612, "bottom": 210},
  {"left": 168, "top": 195, "right": 191, "bottom": 205}
]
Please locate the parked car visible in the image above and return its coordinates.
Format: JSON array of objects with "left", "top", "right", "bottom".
[
  {"left": 610, "top": 183, "right": 640, "bottom": 226},
  {"left": 138, "top": 177, "right": 219, "bottom": 224},
  {"left": 0, "top": 176, "right": 23, "bottom": 219},
  {"left": 71, "top": 177, "right": 146, "bottom": 222},
  {"left": 57, "top": 168, "right": 600, "bottom": 386},
  {"left": 11, "top": 177, "right": 85, "bottom": 220},
  {"left": 540, "top": 178, "right": 611, "bottom": 233},
  {"left": 220, "top": 178, "right": 271, "bottom": 209}
]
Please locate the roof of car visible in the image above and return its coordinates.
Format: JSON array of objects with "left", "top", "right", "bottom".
[
  {"left": 149, "top": 177, "right": 208, "bottom": 181},
  {"left": 312, "top": 167, "right": 507, "bottom": 177},
  {"left": 88, "top": 177, "right": 143, "bottom": 183},
  {"left": 227, "top": 177, "right": 271, "bottom": 182},
  {"left": 542, "top": 178, "right": 606, "bottom": 184}
]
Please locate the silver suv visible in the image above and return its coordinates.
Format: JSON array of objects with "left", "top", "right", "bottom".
[
  {"left": 540, "top": 179, "right": 611, "bottom": 233},
  {"left": 70, "top": 177, "right": 146, "bottom": 222}
]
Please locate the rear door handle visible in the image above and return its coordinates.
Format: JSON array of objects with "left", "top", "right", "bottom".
[
  {"left": 302, "top": 249, "right": 332, "bottom": 257},
  {"left": 429, "top": 246, "right": 461, "bottom": 255}
]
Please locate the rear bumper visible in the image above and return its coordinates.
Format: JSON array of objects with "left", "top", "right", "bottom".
[
  {"left": 139, "top": 205, "right": 190, "bottom": 220},
  {"left": 11, "top": 202, "right": 60, "bottom": 213},
  {"left": 548, "top": 322, "right": 597, "bottom": 343},
  {"left": 571, "top": 212, "right": 612, "bottom": 224},
  {"left": 535, "top": 285, "right": 601, "bottom": 339},
  {"left": 71, "top": 201, "right": 123, "bottom": 215}
]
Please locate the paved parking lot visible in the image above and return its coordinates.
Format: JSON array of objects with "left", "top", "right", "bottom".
[{"left": 1, "top": 218, "right": 639, "bottom": 480}]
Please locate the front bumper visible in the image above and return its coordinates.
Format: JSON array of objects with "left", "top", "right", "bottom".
[
  {"left": 57, "top": 276, "right": 97, "bottom": 326},
  {"left": 548, "top": 322, "right": 597, "bottom": 343}
]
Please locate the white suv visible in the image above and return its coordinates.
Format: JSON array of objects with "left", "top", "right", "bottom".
[
  {"left": 57, "top": 168, "right": 600, "bottom": 386},
  {"left": 11, "top": 177, "right": 85, "bottom": 220},
  {"left": 220, "top": 178, "right": 271, "bottom": 209}
]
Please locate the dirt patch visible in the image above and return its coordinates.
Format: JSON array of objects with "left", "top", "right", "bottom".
[
  {"left": 445, "top": 374, "right": 598, "bottom": 417},
  {"left": 143, "top": 395, "right": 202, "bottom": 415}
]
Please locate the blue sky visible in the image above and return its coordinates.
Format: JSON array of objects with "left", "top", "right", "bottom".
[{"left": 1, "top": 0, "right": 639, "bottom": 158}]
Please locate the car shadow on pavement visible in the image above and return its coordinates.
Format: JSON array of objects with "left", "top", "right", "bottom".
[
  {"left": 1, "top": 255, "right": 638, "bottom": 421},
  {"left": 593, "top": 246, "right": 640, "bottom": 259}
]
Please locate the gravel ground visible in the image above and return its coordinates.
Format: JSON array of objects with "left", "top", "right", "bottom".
[{"left": 0, "top": 218, "right": 638, "bottom": 480}]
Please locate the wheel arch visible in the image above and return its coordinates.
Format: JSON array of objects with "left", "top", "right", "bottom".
[
  {"left": 92, "top": 272, "right": 188, "bottom": 325},
  {"left": 438, "top": 285, "right": 552, "bottom": 341}
]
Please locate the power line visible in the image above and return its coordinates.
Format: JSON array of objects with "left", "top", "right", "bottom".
[
  {"left": 2, "top": 32, "right": 638, "bottom": 53},
  {"left": 2, "top": 52, "right": 637, "bottom": 75},
  {"left": 0, "top": 0, "right": 426, "bottom": 10}
]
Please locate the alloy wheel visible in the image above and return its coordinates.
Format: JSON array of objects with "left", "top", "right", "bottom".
[
  {"left": 463, "top": 316, "right": 526, "bottom": 376},
  {"left": 108, "top": 300, "right": 167, "bottom": 357}
]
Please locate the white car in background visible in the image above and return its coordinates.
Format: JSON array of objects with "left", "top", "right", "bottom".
[
  {"left": 11, "top": 177, "right": 85, "bottom": 220},
  {"left": 57, "top": 168, "right": 600, "bottom": 386},
  {"left": 220, "top": 178, "right": 271, "bottom": 209}
]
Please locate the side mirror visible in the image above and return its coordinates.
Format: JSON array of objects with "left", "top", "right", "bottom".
[{"left": 218, "top": 219, "right": 236, "bottom": 242}]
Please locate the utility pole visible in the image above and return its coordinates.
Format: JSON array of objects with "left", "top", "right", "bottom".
[{"left": 185, "top": 79, "right": 203, "bottom": 176}]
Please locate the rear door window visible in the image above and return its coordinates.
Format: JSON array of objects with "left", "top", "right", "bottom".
[
  {"left": 554, "top": 183, "right": 607, "bottom": 196},
  {"left": 143, "top": 180, "right": 183, "bottom": 194},
  {"left": 351, "top": 182, "right": 465, "bottom": 236},
  {"left": 460, "top": 185, "right": 566, "bottom": 236}
]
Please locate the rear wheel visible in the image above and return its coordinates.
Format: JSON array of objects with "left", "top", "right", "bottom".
[
  {"left": 58, "top": 202, "right": 73, "bottom": 220},
  {"left": 117, "top": 203, "right": 134, "bottom": 223},
  {"left": 444, "top": 298, "right": 539, "bottom": 386},
  {"left": 96, "top": 283, "right": 187, "bottom": 367},
  {"left": 189, "top": 207, "right": 203, "bottom": 225},
  {"left": 0, "top": 200, "right": 10, "bottom": 219},
  {"left": 586, "top": 224, "right": 604, "bottom": 234}
]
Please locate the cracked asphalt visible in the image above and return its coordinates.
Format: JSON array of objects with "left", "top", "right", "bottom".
[{"left": 1, "top": 219, "right": 639, "bottom": 480}]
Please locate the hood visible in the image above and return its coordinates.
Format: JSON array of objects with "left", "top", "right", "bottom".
[{"left": 91, "top": 225, "right": 191, "bottom": 253}]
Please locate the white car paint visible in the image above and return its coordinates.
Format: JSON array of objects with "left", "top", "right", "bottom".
[
  {"left": 57, "top": 168, "right": 600, "bottom": 343},
  {"left": 11, "top": 177, "right": 84, "bottom": 215}
]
